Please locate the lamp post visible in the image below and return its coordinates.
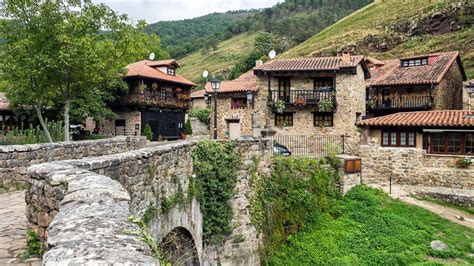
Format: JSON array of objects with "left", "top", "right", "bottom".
[
  {"left": 204, "top": 93, "right": 211, "bottom": 107},
  {"left": 210, "top": 77, "right": 221, "bottom": 139},
  {"left": 246, "top": 91, "right": 253, "bottom": 108}
]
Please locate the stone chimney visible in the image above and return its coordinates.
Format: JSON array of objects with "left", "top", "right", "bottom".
[
  {"left": 341, "top": 52, "right": 351, "bottom": 64},
  {"left": 255, "top": 60, "right": 263, "bottom": 67}
]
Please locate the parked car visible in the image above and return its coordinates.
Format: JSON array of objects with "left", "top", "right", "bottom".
[{"left": 273, "top": 142, "right": 291, "bottom": 156}]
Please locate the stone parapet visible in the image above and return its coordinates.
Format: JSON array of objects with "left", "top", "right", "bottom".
[{"left": 0, "top": 136, "right": 146, "bottom": 193}]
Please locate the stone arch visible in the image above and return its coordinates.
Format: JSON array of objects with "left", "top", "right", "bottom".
[{"left": 160, "top": 226, "right": 199, "bottom": 265}]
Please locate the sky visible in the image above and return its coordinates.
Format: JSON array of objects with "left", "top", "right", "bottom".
[{"left": 93, "top": 0, "right": 281, "bottom": 23}]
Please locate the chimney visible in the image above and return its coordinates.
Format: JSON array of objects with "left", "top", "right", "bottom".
[
  {"left": 341, "top": 52, "right": 351, "bottom": 64},
  {"left": 255, "top": 60, "right": 263, "bottom": 67}
]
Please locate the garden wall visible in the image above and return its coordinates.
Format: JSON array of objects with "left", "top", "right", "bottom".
[
  {"left": 0, "top": 136, "right": 146, "bottom": 193},
  {"left": 360, "top": 141, "right": 474, "bottom": 189}
]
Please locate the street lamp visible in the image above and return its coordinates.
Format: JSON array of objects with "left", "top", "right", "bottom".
[{"left": 211, "top": 77, "right": 221, "bottom": 139}]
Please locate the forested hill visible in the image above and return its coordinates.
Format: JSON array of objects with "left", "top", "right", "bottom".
[
  {"left": 282, "top": 0, "right": 473, "bottom": 77},
  {"left": 169, "top": 0, "right": 373, "bottom": 82},
  {"left": 146, "top": 11, "right": 254, "bottom": 58}
]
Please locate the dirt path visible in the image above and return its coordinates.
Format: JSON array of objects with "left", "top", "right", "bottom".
[
  {"left": 0, "top": 191, "right": 41, "bottom": 265},
  {"left": 369, "top": 184, "right": 474, "bottom": 229}
]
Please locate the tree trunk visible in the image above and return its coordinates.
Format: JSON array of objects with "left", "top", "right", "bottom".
[
  {"left": 64, "top": 99, "right": 70, "bottom": 141},
  {"left": 35, "top": 102, "right": 53, "bottom": 143}
]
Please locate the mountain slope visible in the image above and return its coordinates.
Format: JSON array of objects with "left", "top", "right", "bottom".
[
  {"left": 282, "top": 0, "right": 473, "bottom": 77},
  {"left": 178, "top": 32, "right": 261, "bottom": 84},
  {"left": 146, "top": 11, "right": 253, "bottom": 58}
]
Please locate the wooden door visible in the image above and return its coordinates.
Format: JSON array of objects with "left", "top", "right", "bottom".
[{"left": 228, "top": 121, "right": 241, "bottom": 140}]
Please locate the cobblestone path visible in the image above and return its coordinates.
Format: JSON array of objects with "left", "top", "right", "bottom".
[{"left": 0, "top": 191, "right": 41, "bottom": 265}]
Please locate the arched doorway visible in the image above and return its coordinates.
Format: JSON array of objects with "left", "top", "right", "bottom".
[{"left": 160, "top": 227, "right": 199, "bottom": 266}]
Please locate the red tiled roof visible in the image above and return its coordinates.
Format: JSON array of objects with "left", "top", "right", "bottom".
[
  {"left": 0, "top": 93, "right": 9, "bottom": 111},
  {"left": 191, "top": 89, "right": 206, "bottom": 99},
  {"left": 253, "top": 55, "right": 365, "bottom": 72},
  {"left": 146, "top": 59, "right": 180, "bottom": 68},
  {"left": 234, "top": 71, "right": 256, "bottom": 82},
  {"left": 367, "top": 51, "right": 466, "bottom": 87},
  {"left": 126, "top": 60, "right": 195, "bottom": 87},
  {"left": 357, "top": 110, "right": 474, "bottom": 128},
  {"left": 204, "top": 80, "right": 257, "bottom": 94}
]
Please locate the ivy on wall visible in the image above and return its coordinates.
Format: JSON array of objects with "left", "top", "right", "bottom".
[
  {"left": 249, "top": 157, "right": 341, "bottom": 262},
  {"left": 191, "top": 140, "right": 240, "bottom": 244}
]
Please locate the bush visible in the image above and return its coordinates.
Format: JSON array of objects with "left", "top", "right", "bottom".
[
  {"left": 0, "top": 120, "right": 63, "bottom": 145},
  {"left": 143, "top": 124, "right": 153, "bottom": 141},
  {"left": 184, "top": 119, "right": 193, "bottom": 135},
  {"left": 189, "top": 108, "right": 211, "bottom": 125},
  {"left": 191, "top": 140, "right": 240, "bottom": 244},
  {"left": 21, "top": 229, "right": 43, "bottom": 259}
]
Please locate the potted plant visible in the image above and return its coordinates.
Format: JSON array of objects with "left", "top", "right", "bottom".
[
  {"left": 319, "top": 99, "right": 334, "bottom": 112},
  {"left": 455, "top": 157, "right": 472, "bottom": 168},
  {"left": 274, "top": 99, "right": 285, "bottom": 114}
]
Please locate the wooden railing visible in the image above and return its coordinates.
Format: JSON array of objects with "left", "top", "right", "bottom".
[
  {"left": 367, "top": 96, "right": 433, "bottom": 110},
  {"left": 270, "top": 89, "right": 336, "bottom": 107},
  {"left": 118, "top": 93, "right": 190, "bottom": 109}
]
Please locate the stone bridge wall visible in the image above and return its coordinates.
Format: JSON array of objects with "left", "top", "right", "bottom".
[
  {"left": 360, "top": 142, "right": 474, "bottom": 189},
  {"left": 1, "top": 136, "right": 146, "bottom": 193}
]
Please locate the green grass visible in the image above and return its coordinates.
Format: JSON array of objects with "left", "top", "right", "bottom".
[
  {"left": 282, "top": 0, "right": 474, "bottom": 79},
  {"left": 269, "top": 185, "right": 474, "bottom": 265},
  {"left": 178, "top": 32, "right": 261, "bottom": 83}
]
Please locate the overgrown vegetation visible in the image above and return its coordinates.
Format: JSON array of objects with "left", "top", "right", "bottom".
[
  {"left": 0, "top": 120, "right": 63, "bottom": 145},
  {"left": 268, "top": 185, "right": 474, "bottom": 265},
  {"left": 128, "top": 215, "right": 164, "bottom": 262},
  {"left": 250, "top": 157, "right": 341, "bottom": 262},
  {"left": 21, "top": 229, "right": 43, "bottom": 260},
  {"left": 191, "top": 140, "right": 240, "bottom": 244},
  {"left": 189, "top": 108, "right": 211, "bottom": 125},
  {"left": 183, "top": 119, "right": 193, "bottom": 136}
]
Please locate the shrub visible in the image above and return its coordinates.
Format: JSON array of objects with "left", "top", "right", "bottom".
[
  {"left": 0, "top": 120, "right": 64, "bottom": 145},
  {"left": 21, "top": 229, "right": 43, "bottom": 259},
  {"left": 143, "top": 124, "right": 153, "bottom": 141},
  {"left": 191, "top": 140, "right": 240, "bottom": 244},
  {"left": 189, "top": 108, "right": 211, "bottom": 125},
  {"left": 184, "top": 119, "right": 193, "bottom": 135}
]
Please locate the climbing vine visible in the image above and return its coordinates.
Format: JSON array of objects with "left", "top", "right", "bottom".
[
  {"left": 191, "top": 140, "right": 240, "bottom": 244},
  {"left": 249, "top": 157, "right": 341, "bottom": 262}
]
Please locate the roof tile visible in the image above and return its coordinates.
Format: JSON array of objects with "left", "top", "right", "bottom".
[
  {"left": 253, "top": 55, "right": 364, "bottom": 72},
  {"left": 126, "top": 60, "right": 195, "bottom": 87}
]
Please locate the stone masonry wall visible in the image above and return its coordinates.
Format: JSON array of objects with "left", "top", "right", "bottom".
[
  {"left": 360, "top": 140, "right": 474, "bottom": 189},
  {"left": 190, "top": 117, "right": 210, "bottom": 137},
  {"left": 433, "top": 60, "right": 464, "bottom": 110},
  {"left": 102, "top": 110, "right": 142, "bottom": 136},
  {"left": 0, "top": 136, "right": 146, "bottom": 193}
]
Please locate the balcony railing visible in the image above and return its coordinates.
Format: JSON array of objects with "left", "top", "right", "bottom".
[
  {"left": 118, "top": 93, "right": 190, "bottom": 109},
  {"left": 270, "top": 89, "right": 337, "bottom": 110},
  {"left": 367, "top": 96, "right": 433, "bottom": 110}
]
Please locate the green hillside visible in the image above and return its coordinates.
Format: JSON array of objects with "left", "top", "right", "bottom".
[
  {"left": 178, "top": 32, "right": 261, "bottom": 83},
  {"left": 282, "top": 0, "right": 474, "bottom": 78}
]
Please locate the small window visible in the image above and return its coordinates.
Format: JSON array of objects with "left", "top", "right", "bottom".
[
  {"left": 314, "top": 77, "right": 333, "bottom": 91},
  {"left": 231, "top": 98, "right": 247, "bottom": 109},
  {"left": 167, "top": 67, "right": 176, "bottom": 76},
  {"left": 401, "top": 57, "right": 428, "bottom": 67},
  {"left": 275, "top": 113, "right": 293, "bottom": 127},
  {"left": 314, "top": 113, "right": 333, "bottom": 127},
  {"left": 431, "top": 133, "right": 445, "bottom": 153},
  {"left": 447, "top": 133, "right": 462, "bottom": 154},
  {"left": 115, "top": 119, "right": 126, "bottom": 127},
  {"left": 381, "top": 129, "right": 416, "bottom": 147},
  {"left": 465, "top": 133, "right": 474, "bottom": 154}
]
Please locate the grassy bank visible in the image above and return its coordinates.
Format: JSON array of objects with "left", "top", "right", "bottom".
[{"left": 269, "top": 185, "right": 474, "bottom": 265}]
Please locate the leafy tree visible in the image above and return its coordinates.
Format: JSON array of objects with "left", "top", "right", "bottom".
[
  {"left": 1, "top": 0, "right": 168, "bottom": 142},
  {"left": 143, "top": 123, "right": 153, "bottom": 141}
]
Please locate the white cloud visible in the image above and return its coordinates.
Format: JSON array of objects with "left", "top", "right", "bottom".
[{"left": 92, "top": 0, "right": 281, "bottom": 23}]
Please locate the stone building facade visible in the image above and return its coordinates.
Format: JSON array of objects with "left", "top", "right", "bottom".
[
  {"left": 464, "top": 79, "right": 474, "bottom": 110},
  {"left": 366, "top": 51, "right": 467, "bottom": 117}
]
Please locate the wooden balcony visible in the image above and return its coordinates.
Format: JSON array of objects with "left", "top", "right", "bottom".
[
  {"left": 118, "top": 93, "right": 190, "bottom": 109},
  {"left": 367, "top": 96, "right": 433, "bottom": 110},
  {"left": 270, "top": 89, "right": 337, "bottom": 111}
]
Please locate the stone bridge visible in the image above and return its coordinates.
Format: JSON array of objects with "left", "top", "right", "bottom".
[{"left": 25, "top": 138, "right": 272, "bottom": 265}]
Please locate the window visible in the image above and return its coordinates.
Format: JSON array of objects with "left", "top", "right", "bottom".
[
  {"left": 381, "top": 129, "right": 416, "bottom": 147},
  {"left": 430, "top": 132, "right": 474, "bottom": 155},
  {"left": 313, "top": 77, "right": 333, "bottom": 90},
  {"left": 231, "top": 98, "right": 247, "bottom": 109},
  {"left": 167, "top": 67, "right": 176, "bottom": 76},
  {"left": 278, "top": 77, "right": 291, "bottom": 102},
  {"left": 401, "top": 57, "right": 428, "bottom": 67},
  {"left": 314, "top": 112, "right": 333, "bottom": 127},
  {"left": 275, "top": 113, "right": 293, "bottom": 127}
]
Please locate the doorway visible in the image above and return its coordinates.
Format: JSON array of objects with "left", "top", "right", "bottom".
[{"left": 228, "top": 120, "right": 241, "bottom": 140}]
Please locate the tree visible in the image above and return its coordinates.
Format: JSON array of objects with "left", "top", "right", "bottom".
[
  {"left": 143, "top": 124, "right": 153, "bottom": 141},
  {"left": 184, "top": 119, "right": 193, "bottom": 136},
  {"left": 1, "top": 0, "right": 168, "bottom": 142}
]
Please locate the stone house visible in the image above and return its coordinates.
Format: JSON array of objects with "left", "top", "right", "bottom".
[
  {"left": 463, "top": 79, "right": 474, "bottom": 110},
  {"left": 190, "top": 89, "right": 208, "bottom": 109},
  {"left": 366, "top": 51, "right": 467, "bottom": 117},
  {"left": 357, "top": 110, "right": 474, "bottom": 188},
  {"left": 252, "top": 54, "right": 371, "bottom": 153},
  {"left": 102, "top": 59, "right": 195, "bottom": 140}
]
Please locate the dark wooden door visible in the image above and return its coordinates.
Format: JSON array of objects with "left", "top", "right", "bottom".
[{"left": 142, "top": 111, "right": 184, "bottom": 140}]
